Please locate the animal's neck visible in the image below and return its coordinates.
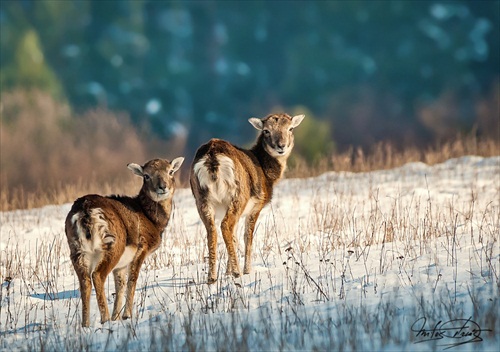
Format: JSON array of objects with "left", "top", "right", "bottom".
[
  {"left": 138, "top": 192, "right": 171, "bottom": 229},
  {"left": 251, "top": 136, "right": 288, "bottom": 184}
]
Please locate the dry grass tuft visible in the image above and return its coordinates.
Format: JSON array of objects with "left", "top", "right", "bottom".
[{"left": 1, "top": 89, "right": 498, "bottom": 211}]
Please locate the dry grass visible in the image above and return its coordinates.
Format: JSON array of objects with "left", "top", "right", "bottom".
[
  {"left": 287, "top": 133, "right": 499, "bottom": 178},
  {"left": 0, "top": 90, "right": 185, "bottom": 211},
  {"left": 1, "top": 89, "right": 498, "bottom": 211},
  {"left": 2, "top": 134, "right": 498, "bottom": 212}
]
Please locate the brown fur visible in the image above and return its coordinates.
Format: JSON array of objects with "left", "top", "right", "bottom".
[
  {"left": 190, "top": 113, "right": 305, "bottom": 283},
  {"left": 65, "top": 157, "right": 184, "bottom": 327}
]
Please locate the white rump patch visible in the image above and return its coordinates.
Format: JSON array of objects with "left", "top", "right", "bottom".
[
  {"left": 71, "top": 213, "right": 86, "bottom": 239},
  {"left": 194, "top": 155, "right": 237, "bottom": 206},
  {"left": 193, "top": 158, "right": 210, "bottom": 189}
]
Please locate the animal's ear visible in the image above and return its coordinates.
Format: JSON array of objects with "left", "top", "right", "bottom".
[
  {"left": 291, "top": 114, "right": 305, "bottom": 128},
  {"left": 248, "top": 117, "right": 263, "bottom": 130},
  {"left": 170, "top": 157, "right": 185, "bottom": 174},
  {"left": 127, "top": 163, "right": 144, "bottom": 177}
]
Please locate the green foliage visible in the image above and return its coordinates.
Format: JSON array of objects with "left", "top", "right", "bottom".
[
  {"left": 1, "top": 29, "right": 63, "bottom": 100},
  {"left": 291, "top": 107, "right": 335, "bottom": 164}
]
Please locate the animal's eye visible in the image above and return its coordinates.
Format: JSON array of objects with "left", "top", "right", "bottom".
[
  {"left": 263, "top": 129, "right": 270, "bottom": 135},
  {"left": 169, "top": 170, "right": 175, "bottom": 176},
  {"left": 289, "top": 127, "right": 294, "bottom": 132},
  {"left": 143, "top": 174, "right": 151, "bottom": 181}
]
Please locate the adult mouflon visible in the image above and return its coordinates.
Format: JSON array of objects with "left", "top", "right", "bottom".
[{"left": 190, "top": 113, "right": 305, "bottom": 283}]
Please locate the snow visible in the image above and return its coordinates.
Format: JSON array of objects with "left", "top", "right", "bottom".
[{"left": 1, "top": 156, "right": 499, "bottom": 351}]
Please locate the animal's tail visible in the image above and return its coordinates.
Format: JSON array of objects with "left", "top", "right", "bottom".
[
  {"left": 70, "top": 207, "right": 114, "bottom": 245},
  {"left": 193, "top": 153, "right": 236, "bottom": 203}
]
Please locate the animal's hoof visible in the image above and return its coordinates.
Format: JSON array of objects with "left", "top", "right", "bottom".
[{"left": 207, "top": 277, "right": 217, "bottom": 285}]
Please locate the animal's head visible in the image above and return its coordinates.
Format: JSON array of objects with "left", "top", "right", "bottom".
[
  {"left": 249, "top": 113, "right": 305, "bottom": 158},
  {"left": 127, "top": 157, "right": 184, "bottom": 201}
]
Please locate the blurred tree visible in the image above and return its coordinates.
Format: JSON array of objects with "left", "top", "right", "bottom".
[
  {"left": 0, "top": 0, "right": 498, "bottom": 155},
  {"left": 290, "top": 106, "right": 335, "bottom": 164},
  {"left": 1, "top": 29, "right": 63, "bottom": 99}
]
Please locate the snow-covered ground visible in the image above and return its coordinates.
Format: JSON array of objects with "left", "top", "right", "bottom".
[{"left": 1, "top": 156, "right": 499, "bottom": 351}]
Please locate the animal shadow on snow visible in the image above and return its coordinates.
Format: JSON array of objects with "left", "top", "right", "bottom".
[{"left": 29, "top": 289, "right": 79, "bottom": 301}]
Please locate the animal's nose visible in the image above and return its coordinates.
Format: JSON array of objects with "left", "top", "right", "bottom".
[{"left": 158, "top": 183, "right": 167, "bottom": 192}]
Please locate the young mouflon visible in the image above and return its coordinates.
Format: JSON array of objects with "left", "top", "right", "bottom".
[
  {"left": 190, "top": 113, "right": 305, "bottom": 283},
  {"left": 65, "top": 157, "right": 184, "bottom": 327}
]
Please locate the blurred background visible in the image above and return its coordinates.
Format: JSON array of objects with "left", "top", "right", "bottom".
[{"left": 1, "top": 0, "right": 499, "bottom": 208}]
